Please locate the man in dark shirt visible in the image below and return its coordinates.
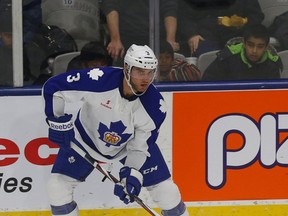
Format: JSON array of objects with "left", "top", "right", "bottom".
[
  {"left": 178, "top": 0, "right": 264, "bottom": 57},
  {"left": 101, "top": 0, "right": 179, "bottom": 63}
]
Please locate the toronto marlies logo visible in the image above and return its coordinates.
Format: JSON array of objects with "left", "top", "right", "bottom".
[
  {"left": 98, "top": 121, "right": 132, "bottom": 147},
  {"left": 87, "top": 68, "right": 104, "bottom": 80}
]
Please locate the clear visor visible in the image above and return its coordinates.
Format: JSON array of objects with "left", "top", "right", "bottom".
[{"left": 130, "top": 67, "right": 157, "bottom": 80}]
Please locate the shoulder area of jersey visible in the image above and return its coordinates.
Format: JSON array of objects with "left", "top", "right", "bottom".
[
  {"left": 140, "top": 83, "right": 164, "bottom": 100},
  {"left": 86, "top": 66, "right": 123, "bottom": 74},
  {"left": 82, "top": 66, "right": 123, "bottom": 78},
  {"left": 140, "top": 85, "right": 167, "bottom": 115}
]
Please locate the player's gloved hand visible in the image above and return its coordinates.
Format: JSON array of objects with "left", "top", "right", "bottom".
[
  {"left": 114, "top": 167, "right": 143, "bottom": 204},
  {"left": 46, "top": 114, "right": 74, "bottom": 149}
]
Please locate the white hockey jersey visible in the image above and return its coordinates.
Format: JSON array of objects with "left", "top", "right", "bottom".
[{"left": 42, "top": 67, "right": 167, "bottom": 169}]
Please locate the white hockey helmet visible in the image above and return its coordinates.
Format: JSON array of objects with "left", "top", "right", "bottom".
[
  {"left": 124, "top": 44, "right": 158, "bottom": 73},
  {"left": 124, "top": 44, "right": 158, "bottom": 96}
]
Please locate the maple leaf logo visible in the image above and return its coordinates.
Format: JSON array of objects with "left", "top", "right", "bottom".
[
  {"left": 68, "top": 156, "right": 75, "bottom": 164},
  {"left": 87, "top": 68, "right": 104, "bottom": 80},
  {"left": 159, "top": 99, "right": 167, "bottom": 113},
  {"left": 98, "top": 121, "right": 132, "bottom": 147}
]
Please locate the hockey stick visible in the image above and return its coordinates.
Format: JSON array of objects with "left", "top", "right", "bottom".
[{"left": 70, "top": 142, "right": 161, "bottom": 216}]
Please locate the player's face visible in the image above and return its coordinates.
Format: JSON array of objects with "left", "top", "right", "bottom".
[
  {"left": 130, "top": 67, "right": 155, "bottom": 93},
  {"left": 0, "top": 32, "right": 12, "bottom": 47},
  {"left": 244, "top": 37, "right": 267, "bottom": 63}
]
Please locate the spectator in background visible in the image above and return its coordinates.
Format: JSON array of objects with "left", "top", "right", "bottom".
[
  {"left": 0, "top": 0, "right": 42, "bottom": 45},
  {"left": 41, "top": 0, "right": 101, "bottom": 50},
  {"left": 67, "top": 41, "right": 113, "bottom": 71},
  {"left": 23, "top": 0, "right": 42, "bottom": 44},
  {"left": 202, "top": 24, "right": 283, "bottom": 81},
  {"left": 0, "top": 0, "right": 42, "bottom": 85},
  {"left": 33, "top": 41, "right": 111, "bottom": 85},
  {"left": 268, "top": 11, "right": 288, "bottom": 51},
  {"left": 177, "top": 0, "right": 264, "bottom": 57},
  {"left": 156, "top": 41, "right": 201, "bottom": 82},
  {"left": 101, "top": 0, "right": 179, "bottom": 65},
  {"left": 0, "top": 8, "right": 13, "bottom": 86}
]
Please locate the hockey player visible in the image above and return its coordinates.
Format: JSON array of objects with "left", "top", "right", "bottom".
[{"left": 42, "top": 44, "right": 189, "bottom": 216}]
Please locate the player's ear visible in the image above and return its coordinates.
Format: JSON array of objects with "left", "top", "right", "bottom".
[
  {"left": 124, "top": 63, "right": 128, "bottom": 72},
  {"left": 124, "top": 63, "right": 130, "bottom": 76}
]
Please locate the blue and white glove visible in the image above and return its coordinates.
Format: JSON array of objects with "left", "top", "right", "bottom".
[
  {"left": 114, "top": 166, "right": 143, "bottom": 204},
  {"left": 46, "top": 114, "right": 74, "bottom": 149}
]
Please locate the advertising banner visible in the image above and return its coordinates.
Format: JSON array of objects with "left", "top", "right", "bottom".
[{"left": 173, "top": 89, "right": 288, "bottom": 202}]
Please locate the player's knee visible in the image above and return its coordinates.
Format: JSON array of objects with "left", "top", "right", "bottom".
[
  {"left": 47, "top": 173, "right": 79, "bottom": 206},
  {"left": 147, "top": 178, "right": 188, "bottom": 215}
]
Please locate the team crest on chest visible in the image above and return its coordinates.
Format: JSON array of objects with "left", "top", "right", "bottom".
[
  {"left": 98, "top": 121, "right": 132, "bottom": 147},
  {"left": 104, "top": 131, "right": 121, "bottom": 145}
]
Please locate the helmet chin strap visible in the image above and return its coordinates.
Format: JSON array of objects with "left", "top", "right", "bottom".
[
  {"left": 124, "top": 70, "right": 146, "bottom": 97},
  {"left": 124, "top": 66, "right": 154, "bottom": 97}
]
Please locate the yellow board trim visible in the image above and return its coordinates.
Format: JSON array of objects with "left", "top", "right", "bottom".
[{"left": 1, "top": 205, "right": 288, "bottom": 216}]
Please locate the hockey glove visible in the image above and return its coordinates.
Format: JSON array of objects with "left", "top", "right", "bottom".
[
  {"left": 114, "top": 167, "right": 143, "bottom": 204},
  {"left": 46, "top": 114, "right": 74, "bottom": 149}
]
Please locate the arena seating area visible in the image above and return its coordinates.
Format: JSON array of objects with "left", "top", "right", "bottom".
[{"left": 49, "top": 0, "right": 288, "bottom": 77}]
